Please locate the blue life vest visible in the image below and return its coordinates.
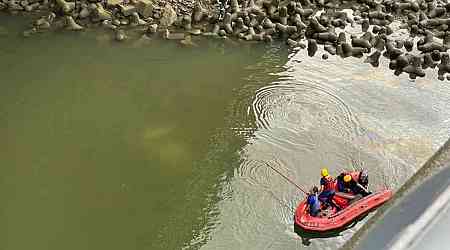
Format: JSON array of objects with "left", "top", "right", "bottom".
[{"left": 307, "top": 194, "right": 321, "bottom": 216}]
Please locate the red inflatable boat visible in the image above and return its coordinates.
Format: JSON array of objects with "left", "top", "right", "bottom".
[{"left": 294, "top": 189, "right": 393, "bottom": 232}]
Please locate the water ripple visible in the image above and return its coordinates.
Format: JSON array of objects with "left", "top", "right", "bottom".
[
  {"left": 252, "top": 81, "right": 363, "bottom": 145},
  {"left": 200, "top": 43, "right": 450, "bottom": 250}
]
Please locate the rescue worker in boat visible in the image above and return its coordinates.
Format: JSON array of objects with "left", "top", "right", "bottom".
[
  {"left": 358, "top": 169, "right": 369, "bottom": 189},
  {"left": 307, "top": 186, "right": 321, "bottom": 217},
  {"left": 337, "top": 171, "right": 371, "bottom": 197},
  {"left": 318, "top": 168, "right": 340, "bottom": 209}
]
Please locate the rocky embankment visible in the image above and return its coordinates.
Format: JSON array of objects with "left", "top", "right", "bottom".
[{"left": 2, "top": 0, "right": 450, "bottom": 80}]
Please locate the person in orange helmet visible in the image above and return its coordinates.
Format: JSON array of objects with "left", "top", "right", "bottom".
[{"left": 337, "top": 171, "right": 371, "bottom": 197}]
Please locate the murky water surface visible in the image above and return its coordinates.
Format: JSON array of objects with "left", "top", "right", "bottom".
[{"left": 1, "top": 14, "right": 450, "bottom": 250}]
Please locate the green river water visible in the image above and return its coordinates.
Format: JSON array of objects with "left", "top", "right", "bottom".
[
  {"left": 2, "top": 13, "right": 450, "bottom": 250},
  {"left": 0, "top": 14, "right": 288, "bottom": 250}
]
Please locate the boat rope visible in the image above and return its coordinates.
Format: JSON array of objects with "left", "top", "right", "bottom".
[{"left": 265, "top": 163, "right": 308, "bottom": 195}]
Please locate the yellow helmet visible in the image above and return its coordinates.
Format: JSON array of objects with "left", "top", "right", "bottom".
[
  {"left": 344, "top": 174, "right": 352, "bottom": 182},
  {"left": 321, "top": 168, "right": 329, "bottom": 177}
]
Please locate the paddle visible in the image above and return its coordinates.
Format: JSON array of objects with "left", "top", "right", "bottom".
[{"left": 265, "top": 162, "right": 308, "bottom": 195}]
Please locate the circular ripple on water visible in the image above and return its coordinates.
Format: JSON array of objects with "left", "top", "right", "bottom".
[
  {"left": 251, "top": 81, "right": 363, "bottom": 142},
  {"left": 212, "top": 80, "right": 378, "bottom": 249},
  {"left": 244, "top": 80, "right": 367, "bottom": 188},
  {"left": 200, "top": 44, "right": 450, "bottom": 249},
  {"left": 201, "top": 80, "right": 407, "bottom": 250}
]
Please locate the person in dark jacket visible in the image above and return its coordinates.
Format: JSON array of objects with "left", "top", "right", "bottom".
[{"left": 337, "top": 173, "right": 371, "bottom": 197}]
